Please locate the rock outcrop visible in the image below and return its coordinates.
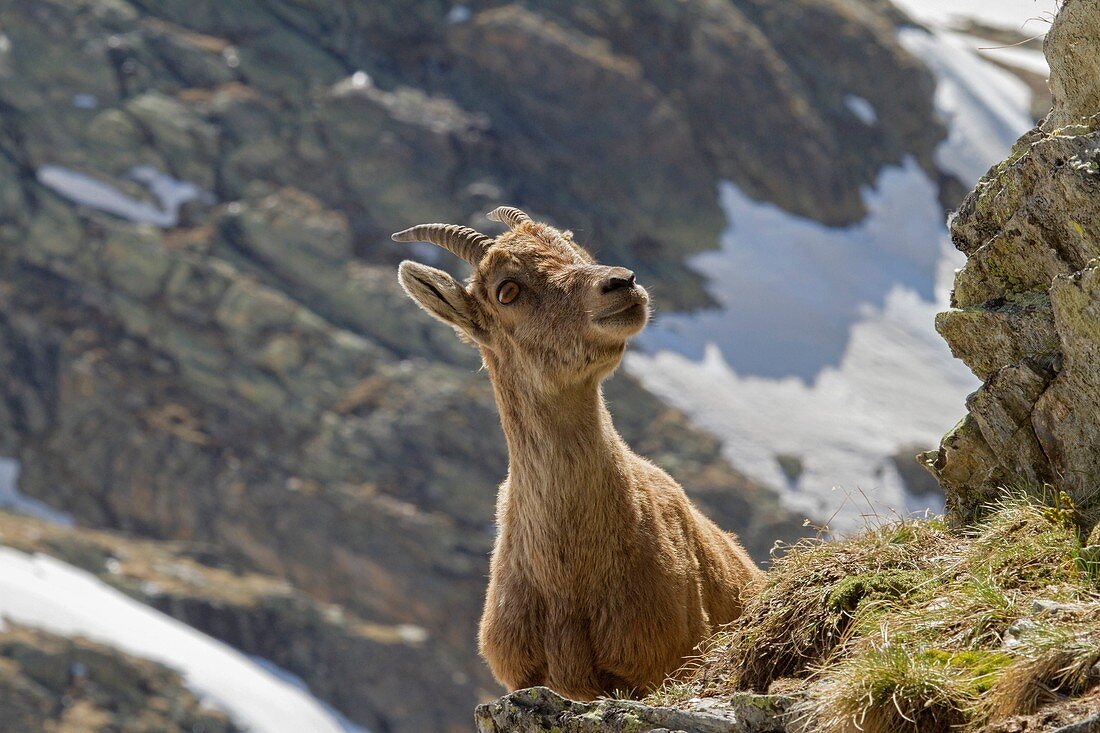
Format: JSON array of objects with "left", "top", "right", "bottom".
[
  {"left": 923, "top": 0, "right": 1100, "bottom": 526},
  {"left": 474, "top": 687, "right": 791, "bottom": 733}
]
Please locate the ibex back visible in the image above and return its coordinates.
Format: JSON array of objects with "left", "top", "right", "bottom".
[{"left": 394, "top": 207, "right": 761, "bottom": 700}]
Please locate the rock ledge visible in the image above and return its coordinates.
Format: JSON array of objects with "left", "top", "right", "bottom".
[{"left": 474, "top": 687, "right": 790, "bottom": 733}]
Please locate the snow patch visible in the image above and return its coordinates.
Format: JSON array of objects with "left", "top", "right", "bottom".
[
  {"left": 627, "top": 22, "right": 1037, "bottom": 530},
  {"left": 0, "top": 549, "right": 357, "bottom": 733},
  {"left": 959, "top": 33, "right": 1051, "bottom": 76},
  {"left": 629, "top": 193, "right": 976, "bottom": 527},
  {"left": 37, "top": 164, "right": 207, "bottom": 228},
  {"left": 900, "top": 28, "right": 1035, "bottom": 187},
  {"left": 447, "top": 5, "right": 472, "bottom": 24},
  {"left": 250, "top": 657, "right": 372, "bottom": 733},
  {"left": 72, "top": 93, "right": 99, "bottom": 110},
  {"left": 639, "top": 158, "right": 947, "bottom": 380},
  {"left": 845, "top": 95, "right": 878, "bottom": 125},
  {"left": 889, "top": 0, "right": 1058, "bottom": 33},
  {"left": 0, "top": 458, "right": 74, "bottom": 527}
]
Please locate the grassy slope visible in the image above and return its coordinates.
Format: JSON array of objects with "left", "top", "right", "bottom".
[{"left": 649, "top": 492, "right": 1100, "bottom": 732}]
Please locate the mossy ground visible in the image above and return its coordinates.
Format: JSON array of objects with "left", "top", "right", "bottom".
[{"left": 648, "top": 491, "right": 1100, "bottom": 732}]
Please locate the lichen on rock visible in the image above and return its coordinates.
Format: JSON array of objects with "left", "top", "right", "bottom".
[
  {"left": 474, "top": 686, "right": 791, "bottom": 733},
  {"left": 924, "top": 0, "right": 1100, "bottom": 528}
]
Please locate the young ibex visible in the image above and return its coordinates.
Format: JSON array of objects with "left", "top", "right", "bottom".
[{"left": 393, "top": 207, "right": 760, "bottom": 700}]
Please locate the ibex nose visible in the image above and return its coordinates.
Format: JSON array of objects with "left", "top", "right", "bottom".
[{"left": 602, "top": 268, "right": 636, "bottom": 293}]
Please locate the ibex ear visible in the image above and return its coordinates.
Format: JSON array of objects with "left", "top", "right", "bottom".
[{"left": 398, "top": 261, "right": 489, "bottom": 345}]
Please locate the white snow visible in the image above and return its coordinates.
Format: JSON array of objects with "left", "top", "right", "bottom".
[
  {"left": 0, "top": 548, "right": 359, "bottom": 733},
  {"left": 332, "top": 71, "right": 375, "bottom": 97},
  {"left": 630, "top": 255, "right": 974, "bottom": 524},
  {"left": 446, "top": 5, "right": 472, "bottom": 24},
  {"left": 639, "top": 158, "right": 949, "bottom": 380},
  {"left": 890, "top": 0, "right": 1059, "bottom": 33},
  {"left": 0, "top": 458, "right": 74, "bottom": 527},
  {"left": 844, "top": 95, "right": 878, "bottom": 126},
  {"left": 72, "top": 93, "right": 99, "bottom": 110},
  {"left": 250, "top": 657, "right": 372, "bottom": 733},
  {"left": 626, "top": 21, "right": 1038, "bottom": 530},
  {"left": 629, "top": 169, "right": 976, "bottom": 525},
  {"left": 900, "top": 28, "right": 1035, "bottom": 187},
  {"left": 958, "top": 32, "right": 1051, "bottom": 76},
  {"left": 37, "top": 164, "right": 206, "bottom": 228}
]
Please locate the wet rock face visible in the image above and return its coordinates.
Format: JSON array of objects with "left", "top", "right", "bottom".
[{"left": 925, "top": 0, "right": 1100, "bottom": 525}]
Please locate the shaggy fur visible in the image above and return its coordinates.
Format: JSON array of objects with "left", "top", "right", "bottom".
[{"left": 394, "top": 210, "right": 761, "bottom": 700}]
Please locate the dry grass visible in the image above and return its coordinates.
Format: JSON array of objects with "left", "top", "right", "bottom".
[{"left": 650, "top": 492, "right": 1100, "bottom": 732}]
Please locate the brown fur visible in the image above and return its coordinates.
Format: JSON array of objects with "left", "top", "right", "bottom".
[{"left": 395, "top": 215, "right": 761, "bottom": 700}]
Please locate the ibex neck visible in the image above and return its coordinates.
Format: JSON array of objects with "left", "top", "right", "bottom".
[{"left": 486, "top": 365, "right": 627, "bottom": 499}]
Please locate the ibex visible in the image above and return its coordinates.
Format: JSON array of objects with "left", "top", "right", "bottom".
[{"left": 393, "top": 207, "right": 761, "bottom": 700}]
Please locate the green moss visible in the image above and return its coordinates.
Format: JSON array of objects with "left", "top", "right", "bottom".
[
  {"left": 618, "top": 712, "right": 644, "bottom": 733},
  {"left": 727, "top": 691, "right": 787, "bottom": 711},
  {"left": 827, "top": 569, "right": 927, "bottom": 613}
]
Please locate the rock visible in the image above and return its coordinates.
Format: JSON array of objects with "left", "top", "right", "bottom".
[
  {"left": 925, "top": 0, "right": 1100, "bottom": 525},
  {"left": 936, "top": 293, "right": 1059, "bottom": 380},
  {"left": 0, "top": 158, "right": 803, "bottom": 732},
  {"left": 776, "top": 454, "right": 804, "bottom": 486},
  {"left": 890, "top": 444, "right": 943, "bottom": 499},
  {"left": 1043, "top": 0, "right": 1100, "bottom": 132},
  {"left": 474, "top": 686, "right": 791, "bottom": 733},
  {"left": 1002, "top": 618, "right": 1038, "bottom": 650},
  {"left": 0, "top": 625, "right": 238, "bottom": 733}
]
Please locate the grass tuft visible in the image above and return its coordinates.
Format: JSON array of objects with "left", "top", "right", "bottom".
[{"left": 664, "top": 493, "right": 1100, "bottom": 730}]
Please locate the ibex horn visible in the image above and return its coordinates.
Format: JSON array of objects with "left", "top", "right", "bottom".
[
  {"left": 487, "top": 206, "right": 532, "bottom": 230},
  {"left": 391, "top": 223, "right": 493, "bottom": 264}
]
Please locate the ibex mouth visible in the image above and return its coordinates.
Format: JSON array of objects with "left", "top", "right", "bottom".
[
  {"left": 594, "top": 302, "right": 645, "bottom": 322},
  {"left": 594, "top": 285, "right": 649, "bottom": 321},
  {"left": 593, "top": 290, "right": 649, "bottom": 335}
]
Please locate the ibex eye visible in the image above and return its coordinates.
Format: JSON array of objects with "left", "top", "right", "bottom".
[{"left": 497, "top": 280, "right": 521, "bottom": 305}]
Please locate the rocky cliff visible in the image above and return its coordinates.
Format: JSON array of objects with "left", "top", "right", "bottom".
[
  {"left": 0, "top": 0, "right": 962, "bottom": 729},
  {"left": 923, "top": 0, "right": 1100, "bottom": 529}
]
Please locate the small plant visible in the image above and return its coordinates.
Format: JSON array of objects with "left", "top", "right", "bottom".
[{"left": 662, "top": 491, "right": 1100, "bottom": 732}]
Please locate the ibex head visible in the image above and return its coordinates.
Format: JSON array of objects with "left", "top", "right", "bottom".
[{"left": 394, "top": 206, "right": 649, "bottom": 389}]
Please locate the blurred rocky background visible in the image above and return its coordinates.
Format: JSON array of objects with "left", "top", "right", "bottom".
[{"left": 0, "top": 0, "right": 1054, "bottom": 730}]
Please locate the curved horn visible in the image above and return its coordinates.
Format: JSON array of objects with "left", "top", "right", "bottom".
[
  {"left": 487, "top": 206, "right": 532, "bottom": 230},
  {"left": 391, "top": 223, "right": 493, "bottom": 264}
]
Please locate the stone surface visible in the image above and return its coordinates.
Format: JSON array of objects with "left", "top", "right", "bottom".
[
  {"left": 474, "top": 687, "right": 790, "bottom": 733},
  {"left": 925, "top": 0, "right": 1100, "bottom": 526},
  {"left": 0, "top": 626, "right": 237, "bottom": 733},
  {"left": 1042, "top": 0, "right": 1100, "bottom": 133}
]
